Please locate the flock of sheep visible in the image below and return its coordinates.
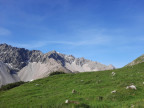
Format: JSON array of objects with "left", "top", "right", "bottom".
[
  {"left": 111, "top": 72, "right": 137, "bottom": 94},
  {"left": 65, "top": 71, "right": 138, "bottom": 104}
]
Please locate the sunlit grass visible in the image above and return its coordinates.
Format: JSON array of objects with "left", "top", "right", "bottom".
[{"left": 1, "top": 63, "right": 144, "bottom": 108}]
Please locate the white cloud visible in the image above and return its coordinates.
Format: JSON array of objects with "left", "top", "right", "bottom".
[
  {"left": 9, "top": 36, "right": 111, "bottom": 49},
  {"left": 0, "top": 27, "right": 11, "bottom": 36}
]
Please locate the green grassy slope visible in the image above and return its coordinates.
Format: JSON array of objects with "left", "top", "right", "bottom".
[{"left": 1, "top": 63, "right": 144, "bottom": 108}]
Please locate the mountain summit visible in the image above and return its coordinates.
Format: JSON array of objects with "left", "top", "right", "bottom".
[{"left": 0, "top": 43, "right": 115, "bottom": 86}]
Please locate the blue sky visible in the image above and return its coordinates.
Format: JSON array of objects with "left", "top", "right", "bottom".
[{"left": 0, "top": 0, "right": 144, "bottom": 68}]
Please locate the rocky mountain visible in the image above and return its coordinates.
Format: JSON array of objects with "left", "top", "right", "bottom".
[
  {"left": 0, "top": 43, "right": 115, "bottom": 85},
  {"left": 0, "top": 43, "right": 44, "bottom": 70},
  {"left": 18, "top": 60, "right": 71, "bottom": 82},
  {"left": 0, "top": 61, "right": 20, "bottom": 87},
  {"left": 126, "top": 54, "right": 144, "bottom": 66}
]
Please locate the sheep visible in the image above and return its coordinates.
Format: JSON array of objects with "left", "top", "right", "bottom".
[
  {"left": 65, "top": 100, "right": 69, "bottom": 103},
  {"left": 30, "top": 79, "right": 34, "bottom": 82},
  {"left": 65, "top": 100, "right": 79, "bottom": 104},
  {"left": 111, "top": 90, "right": 117, "bottom": 93},
  {"left": 126, "top": 85, "right": 136, "bottom": 90},
  {"left": 111, "top": 72, "right": 116, "bottom": 76},
  {"left": 72, "top": 89, "right": 76, "bottom": 94}
]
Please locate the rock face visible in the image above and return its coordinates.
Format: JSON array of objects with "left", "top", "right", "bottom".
[
  {"left": 0, "top": 43, "right": 43, "bottom": 70},
  {"left": 0, "top": 61, "right": 20, "bottom": 87},
  {"left": 126, "top": 54, "right": 144, "bottom": 66},
  {"left": 0, "top": 43, "right": 115, "bottom": 84},
  {"left": 18, "top": 59, "right": 71, "bottom": 82}
]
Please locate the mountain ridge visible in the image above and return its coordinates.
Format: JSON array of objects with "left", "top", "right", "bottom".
[
  {"left": 126, "top": 54, "right": 144, "bottom": 66},
  {"left": 0, "top": 43, "right": 115, "bottom": 86}
]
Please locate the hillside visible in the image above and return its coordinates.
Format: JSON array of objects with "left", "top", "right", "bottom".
[
  {"left": 0, "top": 63, "right": 144, "bottom": 108},
  {"left": 126, "top": 54, "right": 144, "bottom": 66}
]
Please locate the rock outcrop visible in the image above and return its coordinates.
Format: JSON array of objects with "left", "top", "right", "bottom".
[{"left": 126, "top": 54, "right": 144, "bottom": 66}]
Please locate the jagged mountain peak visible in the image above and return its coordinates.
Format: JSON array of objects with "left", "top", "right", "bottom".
[
  {"left": 0, "top": 43, "right": 8, "bottom": 47},
  {"left": 0, "top": 43, "right": 115, "bottom": 84},
  {"left": 0, "top": 43, "right": 115, "bottom": 70}
]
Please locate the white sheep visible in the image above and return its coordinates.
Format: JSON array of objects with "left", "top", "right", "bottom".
[
  {"left": 65, "top": 100, "right": 79, "bottom": 104},
  {"left": 112, "top": 72, "right": 116, "bottom": 76},
  {"left": 111, "top": 90, "right": 117, "bottom": 93},
  {"left": 126, "top": 85, "right": 136, "bottom": 90},
  {"left": 65, "top": 100, "right": 69, "bottom": 103},
  {"left": 30, "top": 79, "right": 34, "bottom": 82},
  {"left": 72, "top": 89, "right": 76, "bottom": 94}
]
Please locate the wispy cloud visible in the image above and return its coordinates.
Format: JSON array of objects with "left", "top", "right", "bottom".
[
  {"left": 9, "top": 36, "right": 111, "bottom": 49},
  {"left": 0, "top": 27, "right": 11, "bottom": 36}
]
